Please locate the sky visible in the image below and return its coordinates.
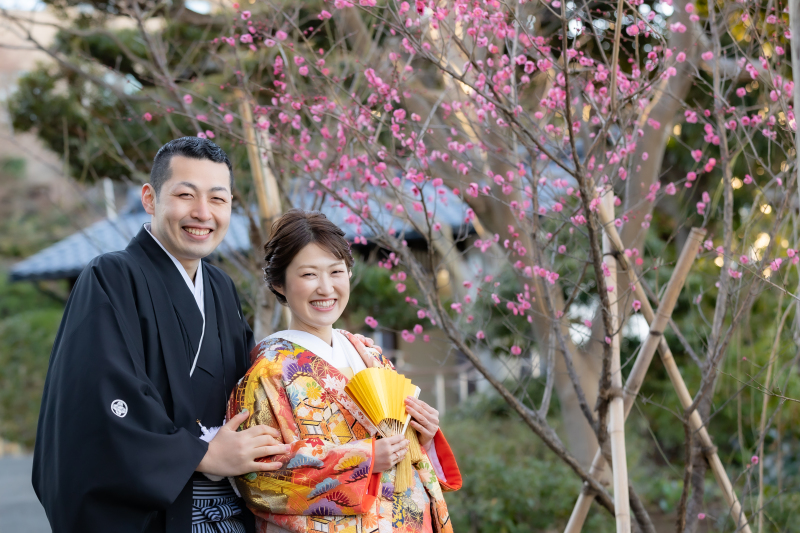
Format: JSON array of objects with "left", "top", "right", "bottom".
[
  {"left": 0, "top": 0, "right": 211, "bottom": 12},
  {"left": 0, "top": 0, "right": 45, "bottom": 10}
]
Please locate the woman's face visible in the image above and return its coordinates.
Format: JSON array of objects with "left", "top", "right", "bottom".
[{"left": 275, "top": 242, "right": 350, "bottom": 339}]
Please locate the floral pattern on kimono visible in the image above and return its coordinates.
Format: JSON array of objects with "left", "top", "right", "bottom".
[{"left": 228, "top": 333, "right": 462, "bottom": 533}]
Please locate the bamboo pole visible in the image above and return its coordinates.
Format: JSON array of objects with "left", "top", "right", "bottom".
[
  {"left": 238, "top": 96, "right": 282, "bottom": 230},
  {"left": 756, "top": 298, "right": 792, "bottom": 533},
  {"left": 238, "top": 95, "right": 285, "bottom": 338},
  {"left": 789, "top": 0, "right": 800, "bottom": 230},
  {"left": 564, "top": 225, "right": 706, "bottom": 533},
  {"left": 596, "top": 204, "right": 752, "bottom": 533},
  {"left": 603, "top": 192, "right": 631, "bottom": 533}
]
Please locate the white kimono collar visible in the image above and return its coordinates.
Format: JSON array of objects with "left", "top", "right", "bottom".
[{"left": 267, "top": 329, "right": 368, "bottom": 375}]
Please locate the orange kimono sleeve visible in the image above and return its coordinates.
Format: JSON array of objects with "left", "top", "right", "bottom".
[{"left": 429, "top": 429, "right": 462, "bottom": 492}]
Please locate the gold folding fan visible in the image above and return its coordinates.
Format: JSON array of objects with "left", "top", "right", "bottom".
[{"left": 345, "top": 367, "right": 423, "bottom": 493}]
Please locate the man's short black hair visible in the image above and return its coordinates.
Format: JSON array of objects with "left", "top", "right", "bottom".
[{"left": 150, "top": 137, "right": 233, "bottom": 196}]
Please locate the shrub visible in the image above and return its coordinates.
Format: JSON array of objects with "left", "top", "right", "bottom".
[{"left": 441, "top": 394, "right": 614, "bottom": 533}]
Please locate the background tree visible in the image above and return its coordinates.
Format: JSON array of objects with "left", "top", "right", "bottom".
[{"left": 4, "top": 0, "right": 800, "bottom": 531}]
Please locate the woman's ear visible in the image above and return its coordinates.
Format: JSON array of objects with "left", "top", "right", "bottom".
[
  {"left": 272, "top": 283, "right": 285, "bottom": 296},
  {"left": 348, "top": 270, "right": 353, "bottom": 279}
]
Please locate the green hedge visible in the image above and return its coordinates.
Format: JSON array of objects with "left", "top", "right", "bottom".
[
  {"left": 0, "top": 273, "right": 64, "bottom": 448},
  {"left": 0, "top": 308, "right": 62, "bottom": 447},
  {"left": 441, "top": 394, "right": 614, "bottom": 533}
]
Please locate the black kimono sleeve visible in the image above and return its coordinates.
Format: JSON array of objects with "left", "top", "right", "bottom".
[{"left": 32, "top": 258, "right": 208, "bottom": 533}]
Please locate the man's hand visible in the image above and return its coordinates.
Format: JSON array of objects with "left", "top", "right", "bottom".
[
  {"left": 196, "top": 410, "right": 289, "bottom": 477},
  {"left": 358, "top": 334, "right": 382, "bottom": 354},
  {"left": 373, "top": 434, "right": 408, "bottom": 472},
  {"left": 346, "top": 332, "right": 383, "bottom": 369}
]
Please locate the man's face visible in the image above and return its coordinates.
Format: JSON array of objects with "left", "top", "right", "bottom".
[{"left": 142, "top": 156, "right": 232, "bottom": 268}]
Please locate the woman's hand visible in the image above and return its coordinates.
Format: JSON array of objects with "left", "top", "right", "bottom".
[
  {"left": 373, "top": 434, "right": 408, "bottom": 472},
  {"left": 405, "top": 397, "right": 439, "bottom": 448}
]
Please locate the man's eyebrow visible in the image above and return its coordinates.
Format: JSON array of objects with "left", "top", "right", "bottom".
[{"left": 174, "top": 182, "right": 230, "bottom": 194}]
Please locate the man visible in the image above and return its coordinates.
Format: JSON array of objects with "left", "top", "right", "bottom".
[{"left": 33, "top": 137, "right": 288, "bottom": 533}]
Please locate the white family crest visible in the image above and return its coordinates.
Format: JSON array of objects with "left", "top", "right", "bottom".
[{"left": 110, "top": 399, "right": 128, "bottom": 418}]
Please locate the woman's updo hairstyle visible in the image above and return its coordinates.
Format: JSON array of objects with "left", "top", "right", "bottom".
[{"left": 263, "top": 209, "right": 354, "bottom": 305}]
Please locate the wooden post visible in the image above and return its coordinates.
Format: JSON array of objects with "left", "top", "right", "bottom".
[
  {"left": 597, "top": 205, "right": 752, "bottom": 533},
  {"left": 238, "top": 95, "right": 284, "bottom": 339},
  {"left": 459, "top": 370, "right": 469, "bottom": 404},
  {"left": 601, "top": 192, "right": 631, "bottom": 533},
  {"left": 789, "top": 0, "right": 800, "bottom": 212},
  {"left": 564, "top": 226, "right": 706, "bottom": 533},
  {"left": 435, "top": 373, "right": 446, "bottom": 415},
  {"left": 238, "top": 96, "right": 281, "bottom": 230}
]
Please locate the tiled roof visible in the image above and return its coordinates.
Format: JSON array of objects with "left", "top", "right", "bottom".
[
  {"left": 9, "top": 183, "right": 473, "bottom": 282},
  {"left": 8, "top": 212, "right": 252, "bottom": 282}
]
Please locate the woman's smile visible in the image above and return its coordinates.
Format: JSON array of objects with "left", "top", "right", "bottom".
[{"left": 310, "top": 298, "right": 337, "bottom": 311}]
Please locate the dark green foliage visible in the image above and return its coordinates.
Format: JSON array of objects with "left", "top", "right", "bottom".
[
  {"left": 0, "top": 273, "right": 63, "bottom": 447},
  {"left": 760, "top": 489, "right": 800, "bottom": 532},
  {"left": 9, "top": 65, "right": 155, "bottom": 182},
  {"left": 441, "top": 394, "right": 613, "bottom": 533},
  {"left": 341, "top": 259, "right": 424, "bottom": 332},
  {"left": 0, "top": 156, "right": 80, "bottom": 447}
]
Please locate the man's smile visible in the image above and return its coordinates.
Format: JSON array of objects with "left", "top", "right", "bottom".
[{"left": 183, "top": 226, "right": 212, "bottom": 237}]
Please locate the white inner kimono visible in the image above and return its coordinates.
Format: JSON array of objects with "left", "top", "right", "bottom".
[
  {"left": 268, "top": 329, "right": 368, "bottom": 379},
  {"left": 267, "top": 329, "right": 446, "bottom": 481}
]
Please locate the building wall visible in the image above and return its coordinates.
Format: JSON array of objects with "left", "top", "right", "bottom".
[{"left": 0, "top": 9, "right": 81, "bottom": 209}]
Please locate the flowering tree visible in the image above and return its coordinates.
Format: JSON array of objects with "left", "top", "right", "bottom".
[{"left": 5, "top": 0, "right": 800, "bottom": 529}]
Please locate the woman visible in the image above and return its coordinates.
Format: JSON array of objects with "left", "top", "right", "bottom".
[{"left": 227, "top": 209, "right": 461, "bottom": 533}]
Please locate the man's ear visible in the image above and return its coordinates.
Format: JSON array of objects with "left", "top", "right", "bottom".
[{"left": 141, "top": 184, "right": 157, "bottom": 215}]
